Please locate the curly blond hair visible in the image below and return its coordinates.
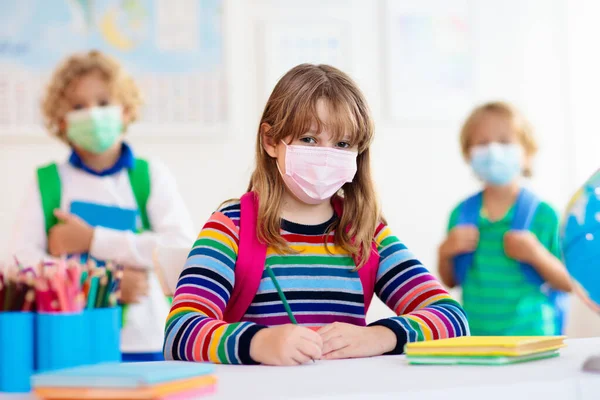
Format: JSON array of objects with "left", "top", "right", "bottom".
[
  {"left": 41, "top": 50, "right": 142, "bottom": 141},
  {"left": 460, "top": 101, "right": 538, "bottom": 176}
]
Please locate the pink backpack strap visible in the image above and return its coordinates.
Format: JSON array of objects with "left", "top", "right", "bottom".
[
  {"left": 358, "top": 244, "right": 380, "bottom": 313},
  {"left": 223, "top": 192, "right": 267, "bottom": 323},
  {"left": 332, "top": 197, "right": 380, "bottom": 313}
]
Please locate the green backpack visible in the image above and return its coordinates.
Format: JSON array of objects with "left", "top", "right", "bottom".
[
  {"left": 36, "top": 159, "right": 168, "bottom": 325},
  {"left": 37, "top": 159, "right": 152, "bottom": 235}
]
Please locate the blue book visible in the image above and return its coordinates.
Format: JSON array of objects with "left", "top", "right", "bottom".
[
  {"left": 31, "top": 361, "right": 215, "bottom": 389},
  {"left": 69, "top": 201, "right": 140, "bottom": 265},
  {"left": 70, "top": 201, "right": 139, "bottom": 232}
]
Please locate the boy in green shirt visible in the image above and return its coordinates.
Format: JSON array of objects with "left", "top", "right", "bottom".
[{"left": 438, "top": 101, "right": 572, "bottom": 336}]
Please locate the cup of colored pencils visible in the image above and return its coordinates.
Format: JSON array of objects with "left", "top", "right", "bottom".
[
  {"left": 34, "top": 258, "right": 124, "bottom": 372},
  {"left": 0, "top": 261, "right": 37, "bottom": 393}
]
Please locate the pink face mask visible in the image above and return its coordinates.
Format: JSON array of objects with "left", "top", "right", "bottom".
[{"left": 278, "top": 141, "right": 358, "bottom": 204}]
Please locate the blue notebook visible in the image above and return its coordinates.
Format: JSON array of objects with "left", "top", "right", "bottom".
[
  {"left": 31, "top": 361, "right": 215, "bottom": 388},
  {"left": 69, "top": 201, "right": 139, "bottom": 265},
  {"left": 70, "top": 201, "right": 139, "bottom": 232}
]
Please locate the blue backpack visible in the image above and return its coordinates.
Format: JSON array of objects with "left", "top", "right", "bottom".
[{"left": 453, "top": 188, "right": 568, "bottom": 335}]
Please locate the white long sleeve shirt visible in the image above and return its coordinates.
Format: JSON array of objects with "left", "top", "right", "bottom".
[{"left": 10, "top": 157, "right": 196, "bottom": 353}]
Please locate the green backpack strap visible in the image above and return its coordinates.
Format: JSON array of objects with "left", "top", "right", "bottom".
[
  {"left": 37, "top": 163, "right": 62, "bottom": 235},
  {"left": 128, "top": 158, "right": 151, "bottom": 232},
  {"left": 123, "top": 158, "right": 155, "bottom": 327}
]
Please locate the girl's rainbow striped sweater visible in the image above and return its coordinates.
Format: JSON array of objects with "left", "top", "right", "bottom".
[{"left": 164, "top": 201, "right": 469, "bottom": 364}]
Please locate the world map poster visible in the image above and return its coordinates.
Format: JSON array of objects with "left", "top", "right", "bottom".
[{"left": 0, "top": 0, "right": 226, "bottom": 137}]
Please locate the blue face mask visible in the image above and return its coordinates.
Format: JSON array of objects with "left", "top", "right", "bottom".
[{"left": 470, "top": 142, "right": 523, "bottom": 186}]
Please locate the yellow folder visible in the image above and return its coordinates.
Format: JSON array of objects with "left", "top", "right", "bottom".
[{"left": 405, "top": 336, "right": 566, "bottom": 357}]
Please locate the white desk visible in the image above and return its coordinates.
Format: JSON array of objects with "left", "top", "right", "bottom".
[
  {"left": 1, "top": 338, "right": 598, "bottom": 400},
  {"left": 211, "top": 338, "right": 600, "bottom": 400}
]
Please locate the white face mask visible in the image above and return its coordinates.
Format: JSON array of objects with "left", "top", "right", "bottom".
[{"left": 277, "top": 141, "right": 358, "bottom": 205}]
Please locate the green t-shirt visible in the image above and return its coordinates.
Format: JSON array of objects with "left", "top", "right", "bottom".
[{"left": 447, "top": 199, "right": 561, "bottom": 336}]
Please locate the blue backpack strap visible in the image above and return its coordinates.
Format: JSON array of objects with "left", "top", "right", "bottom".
[
  {"left": 511, "top": 188, "right": 567, "bottom": 334},
  {"left": 511, "top": 188, "right": 543, "bottom": 286},
  {"left": 452, "top": 192, "right": 483, "bottom": 285}
]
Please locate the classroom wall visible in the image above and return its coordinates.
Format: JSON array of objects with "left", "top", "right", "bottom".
[{"left": 1, "top": 0, "right": 599, "bottom": 336}]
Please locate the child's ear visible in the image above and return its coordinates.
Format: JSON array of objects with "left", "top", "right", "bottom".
[
  {"left": 122, "top": 106, "right": 132, "bottom": 125},
  {"left": 261, "top": 123, "right": 278, "bottom": 158},
  {"left": 522, "top": 153, "right": 534, "bottom": 177},
  {"left": 59, "top": 118, "right": 67, "bottom": 135}
]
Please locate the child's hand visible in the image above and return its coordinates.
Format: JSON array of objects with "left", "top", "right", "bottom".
[
  {"left": 249, "top": 324, "right": 323, "bottom": 366},
  {"left": 504, "top": 231, "right": 541, "bottom": 264},
  {"left": 318, "top": 323, "right": 396, "bottom": 360},
  {"left": 48, "top": 210, "right": 94, "bottom": 257},
  {"left": 120, "top": 267, "right": 150, "bottom": 304},
  {"left": 444, "top": 226, "right": 479, "bottom": 256}
]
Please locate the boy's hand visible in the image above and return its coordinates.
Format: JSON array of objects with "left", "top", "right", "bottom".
[
  {"left": 249, "top": 324, "right": 323, "bottom": 366},
  {"left": 503, "top": 231, "right": 542, "bottom": 264},
  {"left": 48, "top": 210, "right": 94, "bottom": 256},
  {"left": 318, "top": 323, "right": 396, "bottom": 360},
  {"left": 120, "top": 267, "right": 150, "bottom": 304},
  {"left": 443, "top": 226, "right": 479, "bottom": 257}
]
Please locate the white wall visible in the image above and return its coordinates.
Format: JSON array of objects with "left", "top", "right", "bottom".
[{"left": 1, "top": 0, "right": 598, "bottom": 336}]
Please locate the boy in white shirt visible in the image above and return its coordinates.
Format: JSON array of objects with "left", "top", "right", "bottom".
[{"left": 10, "top": 50, "right": 196, "bottom": 361}]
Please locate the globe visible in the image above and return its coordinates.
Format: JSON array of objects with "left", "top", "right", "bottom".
[{"left": 561, "top": 169, "right": 600, "bottom": 373}]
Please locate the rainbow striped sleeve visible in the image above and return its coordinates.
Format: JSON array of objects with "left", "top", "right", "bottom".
[
  {"left": 369, "top": 224, "right": 470, "bottom": 354},
  {"left": 163, "top": 204, "right": 267, "bottom": 364}
]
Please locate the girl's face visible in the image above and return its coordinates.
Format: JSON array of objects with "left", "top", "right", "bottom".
[
  {"left": 262, "top": 99, "right": 359, "bottom": 205},
  {"left": 264, "top": 99, "right": 357, "bottom": 173}
]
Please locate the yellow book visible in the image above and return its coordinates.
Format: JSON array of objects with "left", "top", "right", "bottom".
[{"left": 405, "top": 336, "right": 566, "bottom": 357}]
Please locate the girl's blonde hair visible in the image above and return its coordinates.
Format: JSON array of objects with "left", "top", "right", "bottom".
[
  {"left": 247, "top": 63, "right": 381, "bottom": 268},
  {"left": 41, "top": 50, "right": 142, "bottom": 141},
  {"left": 460, "top": 101, "right": 538, "bottom": 176}
]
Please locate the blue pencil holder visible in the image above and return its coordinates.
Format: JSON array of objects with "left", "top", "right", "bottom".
[
  {"left": 0, "top": 312, "right": 34, "bottom": 393},
  {"left": 36, "top": 312, "right": 89, "bottom": 373},
  {"left": 86, "top": 307, "right": 121, "bottom": 364}
]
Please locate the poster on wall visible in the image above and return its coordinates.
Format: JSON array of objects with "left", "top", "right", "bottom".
[
  {"left": 257, "top": 20, "right": 352, "bottom": 103},
  {"left": 385, "top": 0, "right": 472, "bottom": 121},
  {"left": 0, "top": 0, "right": 226, "bottom": 137}
]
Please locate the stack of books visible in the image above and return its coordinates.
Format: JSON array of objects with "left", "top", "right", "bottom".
[
  {"left": 32, "top": 361, "right": 217, "bottom": 399},
  {"left": 405, "top": 336, "right": 566, "bottom": 366}
]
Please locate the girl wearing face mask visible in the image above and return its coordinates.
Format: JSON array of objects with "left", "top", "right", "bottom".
[
  {"left": 164, "top": 64, "right": 468, "bottom": 366},
  {"left": 10, "top": 51, "right": 195, "bottom": 361},
  {"left": 438, "top": 101, "right": 572, "bottom": 336}
]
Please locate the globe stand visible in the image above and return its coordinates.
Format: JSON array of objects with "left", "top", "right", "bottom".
[{"left": 583, "top": 355, "right": 600, "bottom": 373}]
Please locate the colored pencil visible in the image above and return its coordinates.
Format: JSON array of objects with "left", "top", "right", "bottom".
[
  {"left": 0, "top": 274, "right": 4, "bottom": 311},
  {"left": 95, "top": 274, "right": 108, "bottom": 308},
  {"left": 4, "top": 280, "right": 15, "bottom": 311},
  {"left": 50, "top": 274, "right": 68, "bottom": 312},
  {"left": 12, "top": 283, "right": 26, "bottom": 311},
  {"left": 103, "top": 269, "right": 113, "bottom": 307},
  {"left": 22, "top": 290, "right": 35, "bottom": 312},
  {"left": 87, "top": 275, "right": 99, "bottom": 309}
]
